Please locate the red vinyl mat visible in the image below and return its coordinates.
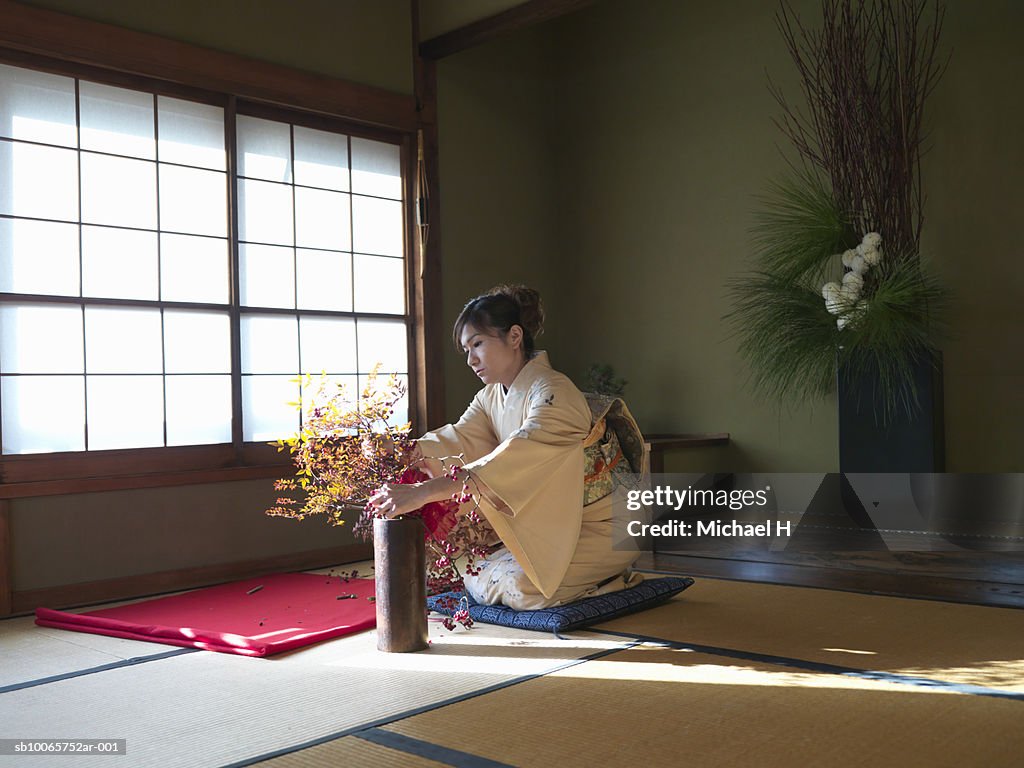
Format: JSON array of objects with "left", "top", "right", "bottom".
[{"left": 35, "top": 572, "right": 377, "bottom": 657}]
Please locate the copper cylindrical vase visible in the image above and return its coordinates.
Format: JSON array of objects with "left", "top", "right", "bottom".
[{"left": 373, "top": 516, "right": 428, "bottom": 652}]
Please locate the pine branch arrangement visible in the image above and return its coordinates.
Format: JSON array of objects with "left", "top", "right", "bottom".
[{"left": 728, "top": 0, "right": 948, "bottom": 423}]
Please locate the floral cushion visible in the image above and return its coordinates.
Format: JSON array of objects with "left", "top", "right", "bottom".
[{"left": 427, "top": 576, "right": 694, "bottom": 633}]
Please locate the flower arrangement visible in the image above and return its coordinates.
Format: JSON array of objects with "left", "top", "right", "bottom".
[
  {"left": 727, "top": 0, "right": 948, "bottom": 423},
  {"left": 266, "top": 369, "right": 492, "bottom": 629},
  {"left": 821, "top": 231, "right": 883, "bottom": 330}
]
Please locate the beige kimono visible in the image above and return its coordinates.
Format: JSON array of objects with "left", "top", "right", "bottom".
[{"left": 417, "top": 351, "right": 641, "bottom": 610}]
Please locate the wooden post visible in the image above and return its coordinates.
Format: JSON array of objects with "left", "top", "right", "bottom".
[
  {"left": 373, "top": 517, "right": 428, "bottom": 652},
  {"left": 411, "top": 0, "right": 446, "bottom": 432}
]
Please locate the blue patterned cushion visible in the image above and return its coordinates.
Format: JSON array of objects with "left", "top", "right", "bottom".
[{"left": 427, "top": 576, "right": 694, "bottom": 633}]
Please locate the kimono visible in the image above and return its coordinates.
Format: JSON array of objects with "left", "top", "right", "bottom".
[{"left": 416, "top": 351, "right": 642, "bottom": 609}]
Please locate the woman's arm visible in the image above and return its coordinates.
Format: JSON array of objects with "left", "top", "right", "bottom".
[
  {"left": 416, "top": 388, "right": 498, "bottom": 467},
  {"left": 368, "top": 470, "right": 466, "bottom": 519},
  {"left": 367, "top": 391, "right": 494, "bottom": 518},
  {"left": 462, "top": 376, "right": 591, "bottom": 511}
]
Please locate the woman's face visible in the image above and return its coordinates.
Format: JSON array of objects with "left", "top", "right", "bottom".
[{"left": 460, "top": 323, "right": 525, "bottom": 388}]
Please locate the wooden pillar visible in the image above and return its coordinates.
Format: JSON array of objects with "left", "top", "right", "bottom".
[{"left": 411, "top": 0, "right": 446, "bottom": 432}]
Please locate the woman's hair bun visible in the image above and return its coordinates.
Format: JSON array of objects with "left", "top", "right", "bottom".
[
  {"left": 452, "top": 283, "right": 545, "bottom": 355},
  {"left": 488, "top": 284, "right": 544, "bottom": 340}
]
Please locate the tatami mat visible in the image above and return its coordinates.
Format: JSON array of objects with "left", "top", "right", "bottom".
[
  {"left": 383, "top": 645, "right": 1024, "bottom": 768},
  {"left": 0, "top": 612, "right": 629, "bottom": 767},
  {"left": 246, "top": 732, "right": 452, "bottom": 768},
  {"left": 597, "top": 576, "right": 1024, "bottom": 691},
  {"left": 3, "top": 567, "right": 1022, "bottom": 767},
  {"left": 0, "top": 614, "right": 190, "bottom": 691},
  {"left": 253, "top": 728, "right": 520, "bottom": 768}
]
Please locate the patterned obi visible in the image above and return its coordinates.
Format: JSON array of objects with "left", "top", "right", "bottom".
[{"left": 581, "top": 394, "right": 648, "bottom": 506}]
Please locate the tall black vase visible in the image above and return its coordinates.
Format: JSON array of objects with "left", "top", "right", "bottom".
[{"left": 837, "top": 352, "right": 945, "bottom": 473}]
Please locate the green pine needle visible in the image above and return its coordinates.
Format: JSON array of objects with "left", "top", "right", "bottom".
[{"left": 751, "top": 169, "right": 853, "bottom": 285}]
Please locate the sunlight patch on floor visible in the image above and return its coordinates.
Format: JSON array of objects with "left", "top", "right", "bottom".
[
  {"left": 550, "top": 656, "right": 958, "bottom": 695},
  {"left": 893, "top": 659, "right": 1024, "bottom": 691},
  {"left": 318, "top": 625, "right": 631, "bottom": 674}
]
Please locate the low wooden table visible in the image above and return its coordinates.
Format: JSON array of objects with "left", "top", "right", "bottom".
[{"left": 645, "top": 433, "right": 730, "bottom": 474}]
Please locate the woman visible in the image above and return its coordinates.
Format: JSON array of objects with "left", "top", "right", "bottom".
[{"left": 369, "top": 285, "right": 642, "bottom": 610}]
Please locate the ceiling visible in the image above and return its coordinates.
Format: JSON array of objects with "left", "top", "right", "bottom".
[{"left": 418, "top": 0, "right": 534, "bottom": 41}]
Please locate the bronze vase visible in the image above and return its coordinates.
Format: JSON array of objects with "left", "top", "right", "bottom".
[{"left": 373, "top": 516, "right": 428, "bottom": 652}]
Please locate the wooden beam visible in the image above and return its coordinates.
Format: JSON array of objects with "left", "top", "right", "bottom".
[
  {"left": 416, "top": 61, "right": 446, "bottom": 430},
  {"left": 11, "top": 542, "right": 373, "bottom": 615},
  {"left": 0, "top": 0, "right": 416, "bottom": 130},
  {"left": 419, "top": 0, "right": 597, "bottom": 60},
  {"left": 0, "top": 500, "right": 11, "bottom": 616},
  {"left": 0, "top": 464, "right": 288, "bottom": 501}
]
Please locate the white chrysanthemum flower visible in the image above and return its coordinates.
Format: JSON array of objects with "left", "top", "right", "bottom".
[
  {"left": 825, "top": 296, "right": 843, "bottom": 315},
  {"left": 821, "top": 281, "right": 842, "bottom": 300},
  {"left": 842, "top": 271, "right": 863, "bottom": 293},
  {"left": 841, "top": 249, "right": 858, "bottom": 268},
  {"left": 862, "top": 246, "right": 882, "bottom": 266},
  {"left": 839, "top": 283, "right": 860, "bottom": 303},
  {"left": 837, "top": 315, "right": 848, "bottom": 330},
  {"left": 848, "top": 253, "right": 867, "bottom": 274},
  {"left": 862, "top": 232, "right": 882, "bottom": 249}
]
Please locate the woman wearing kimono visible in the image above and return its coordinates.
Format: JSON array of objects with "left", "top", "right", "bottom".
[{"left": 369, "top": 285, "right": 642, "bottom": 610}]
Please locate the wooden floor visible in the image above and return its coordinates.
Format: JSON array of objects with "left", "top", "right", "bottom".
[{"left": 638, "top": 549, "right": 1024, "bottom": 609}]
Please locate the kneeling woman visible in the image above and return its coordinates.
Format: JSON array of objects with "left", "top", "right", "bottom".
[{"left": 369, "top": 285, "right": 642, "bottom": 610}]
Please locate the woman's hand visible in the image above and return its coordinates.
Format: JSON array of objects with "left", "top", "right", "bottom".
[
  {"left": 406, "top": 443, "right": 443, "bottom": 479},
  {"left": 416, "top": 456, "right": 444, "bottom": 479},
  {"left": 368, "top": 483, "right": 426, "bottom": 519},
  {"left": 368, "top": 475, "right": 456, "bottom": 519}
]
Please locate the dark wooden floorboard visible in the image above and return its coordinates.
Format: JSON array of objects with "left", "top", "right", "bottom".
[{"left": 638, "top": 551, "right": 1024, "bottom": 609}]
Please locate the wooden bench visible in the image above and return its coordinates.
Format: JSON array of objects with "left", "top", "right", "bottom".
[{"left": 645, "top": 433, "right": 730, "bottom": 474}]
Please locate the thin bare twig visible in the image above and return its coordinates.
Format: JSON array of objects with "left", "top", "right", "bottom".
[{"left": 772, "top": 0, "right": 946, "bottom": 265}]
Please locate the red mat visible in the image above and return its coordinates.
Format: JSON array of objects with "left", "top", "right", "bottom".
[{"left": 35, "top": 572, "right": 377, "bottom": 657}]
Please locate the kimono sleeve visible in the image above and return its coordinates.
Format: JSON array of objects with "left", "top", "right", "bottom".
[
  {"left": 464, "top": 377, "right": 591, "bottom": 598},
  {"left": 415, "top": 387, "right": 499, "bottom": 465}
]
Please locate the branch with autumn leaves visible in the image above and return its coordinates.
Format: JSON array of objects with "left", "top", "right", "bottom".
[{"left": 266, "top": 369, "right": 492, "bottom": 629}]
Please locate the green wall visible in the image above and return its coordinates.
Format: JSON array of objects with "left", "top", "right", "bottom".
[
  {"left": 436, "top": 0, "right": 1024, "bottom": 472},
  {"left": 435, "top": 24, "right": 565, "bottom": 418},
  {"left": 549, "top": 0, "right": 834, "bottom": 472},
  {"left": 924, "top": 1, "right": 1024, "bottom": 471}
]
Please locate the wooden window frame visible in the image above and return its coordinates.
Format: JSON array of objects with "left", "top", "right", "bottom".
[{"left": 0, "top": 1, "right": 429, "bottom": 498}]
